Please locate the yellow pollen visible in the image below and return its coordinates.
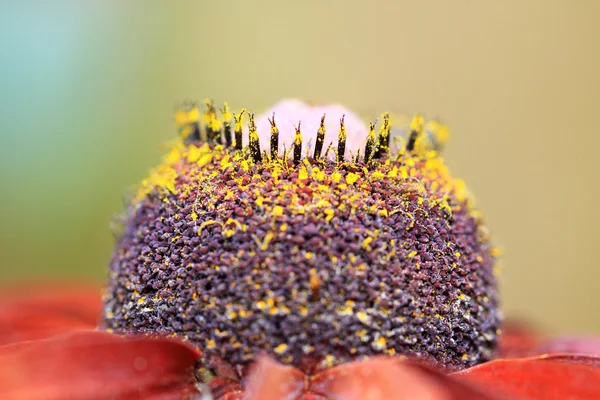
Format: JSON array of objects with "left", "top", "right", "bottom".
[
  {"left": 274, "top": 343, "right": 288, "bottom": 354},
  {"left": 373, "top": 336, "right": 387, "bottom": 350},
  {"left": 272, "top": 205, "right": 284, "bottom": 217},
  {"left": 345, "top": 172, "right": 359, "bottom": 185},
  {"left": 356, "top": 311, "right": 370, "bottom": 324}
]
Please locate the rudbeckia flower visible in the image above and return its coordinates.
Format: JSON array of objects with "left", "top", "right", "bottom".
[{"left": 1, "top": 99, "right": 599, "bottom": 400}]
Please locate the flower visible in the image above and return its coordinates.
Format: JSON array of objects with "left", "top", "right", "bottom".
[
  {"left": 104, "top": 99, "right": 498, "bottom": 372},
  {"left": 1, "top": 100, "right": 599, "bottom": 400}
]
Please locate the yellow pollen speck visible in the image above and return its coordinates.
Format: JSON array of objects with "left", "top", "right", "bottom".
[
  {"left": 298, "top": 166, "right": 309, "bottom": 180},
  {"left": 491, "top": 247, "right": 502, "bottom": 257},
  {"left": 274, "top": 343, "right": 288, "bottom": 354},
  {"left": 373, "top": 336, "right": 387, "bottom": 350},
  {"left": 272, "top": 205, "right": 284, "bottom": 217},
  {"left": 455, "top": 251, "right": 461, "bottom": 257},
  {"left": 197, "top": 153, "right": 213, "bottom": 166},
  {"left": 206, "top": 339, "right": 216, "bottom": 349},
  {"left": 331, "top": 171, "right": 342, "bottom": 183},
  {"left": 345, "top": 172, "right": 359, "bottom": 185},
  {"left": 356, "top": 311, "right": 371, "bottom": 324},
  {"left": 371, "top": 170, "right": 385, "bottom": 180},
  {"left": 324, "top": 209, "right": 335, "bottom": 221},
  {"left": 323, "top": 354, "right": 336, "bottom": 368},
  {"left": 256, "top": 231, "right": 275, "bottom": 251}
]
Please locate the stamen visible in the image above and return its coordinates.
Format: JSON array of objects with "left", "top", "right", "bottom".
[
  {"left": 324, "top": 142, "right": 334, "bottom": 160},
  {"left": 234, "top": 109, "right": 246, "bottom": 151},
  {"left": 248, "top": 113, "right": 262, "bottom": 162},
  {"left": 175, "top": 102, "right": 201, "bottom": 142},
  {"left": 222, "top": 102, "right": 233, "bottom": 147},
  {"left": 293, "top": 122, "right": 302, "bottom": 166},
  {"left": 337, "top": 115, "right": 346, "bottom": 163},
  {"left": 203, "top": 99, "right": 214, "bottom": 143},
  {"left": 354, "top": 148, "right": 361, "bottom": 163},
  {"left": 313, "top": 114, "right": 326, "bottom": 160},
  {"left": 268, "top": 113, "right": 279, "bottom": 159},
  {"left": 374, "top": 113, "right": 390, "bottom": 158},
  {"left": 407, "top": 114, "right": 424, "bottom": 152},
  {"left": 364, "top": 121, "right": 376, "bottom": 163}
]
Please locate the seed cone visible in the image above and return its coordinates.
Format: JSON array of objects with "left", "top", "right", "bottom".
[{"left": 103, "top": 100, "right": 500, "bottom": 373}]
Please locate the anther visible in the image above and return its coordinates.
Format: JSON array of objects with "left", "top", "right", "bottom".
[
  {"left": 222, "top": 102, "right": 233, "bottom": 147},
  {"left": 313, "top": 114, "right": 326, "bottom": 160},
  {"left": 293, "top": 122, "right": 302, "bottom": 166},
  {"left": 337, "top": 115, "right": 346, "bottom": 163},
  {"left": 175, "top": 102, "right": 201, "bottom": 142},
  {"left": 248, "top": 113, "right": 262, "bottom": 162},
  {"left": 234, "top": 109, "right": 246, "bottom": 151},
  {"left": 407, "top": 114, "right": 424, "bottom": 152},
  {"left": 204, "top": 100, "right": 222, "bottom": 144},
  {"left": 268, "top": 113, "right": 279, "bottom": 159},
  {"left": 374, "top": 113, "right": 390, "bottom": 158},
  {"left": 364, "top": 121, "right": 376, "bottom": 163}
]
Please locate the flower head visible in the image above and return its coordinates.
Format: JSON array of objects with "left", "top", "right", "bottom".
[
  {"left": 1, "top": 100, "right": 599, "bottom": 399},
  {"left": 103, "top": 99, "right": 500, "bottom": 373}
]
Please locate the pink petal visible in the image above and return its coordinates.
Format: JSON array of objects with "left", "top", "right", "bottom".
[
  {"left": 243, "top": 355, "right": 306, "bottom": 400},
  {"left": 453, "top": 354, "right": 600, "bottom": 399},
  {"left": 251, "top": 99, "right": 369, "bottom": 160},
  {"left": 534, "top": 337, "right": 600, "bottom": 357},
  {"left": 0, "top": 331, "right": 200, "bottom": 400},
  {"left": 0, "top": 283, "right": 103, "bottom": 346}
]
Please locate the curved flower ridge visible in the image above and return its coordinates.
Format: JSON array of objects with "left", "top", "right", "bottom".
[{"left": 0, "top": 100, "right": 599, "bottom": 400}]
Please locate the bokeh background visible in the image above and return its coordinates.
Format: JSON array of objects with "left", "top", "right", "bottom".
[{"left": 1, "top": 1, "right": 598, "bottom": 334}]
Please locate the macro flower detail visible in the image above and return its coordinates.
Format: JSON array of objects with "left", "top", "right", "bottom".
[
  {"left": 2, "top": 100, "right": 599, "bottom": 400},
  {"left": 103, "top": 99, "right": 500, "bottom": 373}
]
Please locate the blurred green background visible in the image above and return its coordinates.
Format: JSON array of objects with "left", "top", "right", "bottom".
[{"left": 1, "top": 1, "right": 598, "bottom": 334}]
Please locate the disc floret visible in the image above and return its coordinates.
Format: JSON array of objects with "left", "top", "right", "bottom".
[{"left": 104, "top": 99, "right": 500, "bottom": 373}]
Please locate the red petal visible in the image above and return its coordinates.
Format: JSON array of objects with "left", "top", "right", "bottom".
[
  {"left": 309, "top": 356, "right": 493, "bottom": 400},
  {"left": 243, "top": 355, "right": 306, "bottom": 400},
  {"left": 0, "top": 283, "right": 103, "bottom": 346},
  {"left": 0, "top": 331, "right": 201, "bottom": 400},
  {"left": 453, "top": 354, "right": 600, "bottom": 399}
]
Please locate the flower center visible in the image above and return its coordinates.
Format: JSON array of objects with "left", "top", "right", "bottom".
[{"left": 102, "top": 100, "right": 500, "bottom": 373}]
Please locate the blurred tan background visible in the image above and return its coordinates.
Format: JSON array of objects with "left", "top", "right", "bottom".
[{"left": 1, "top": 1, "right": 598, "bottom": 334}]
